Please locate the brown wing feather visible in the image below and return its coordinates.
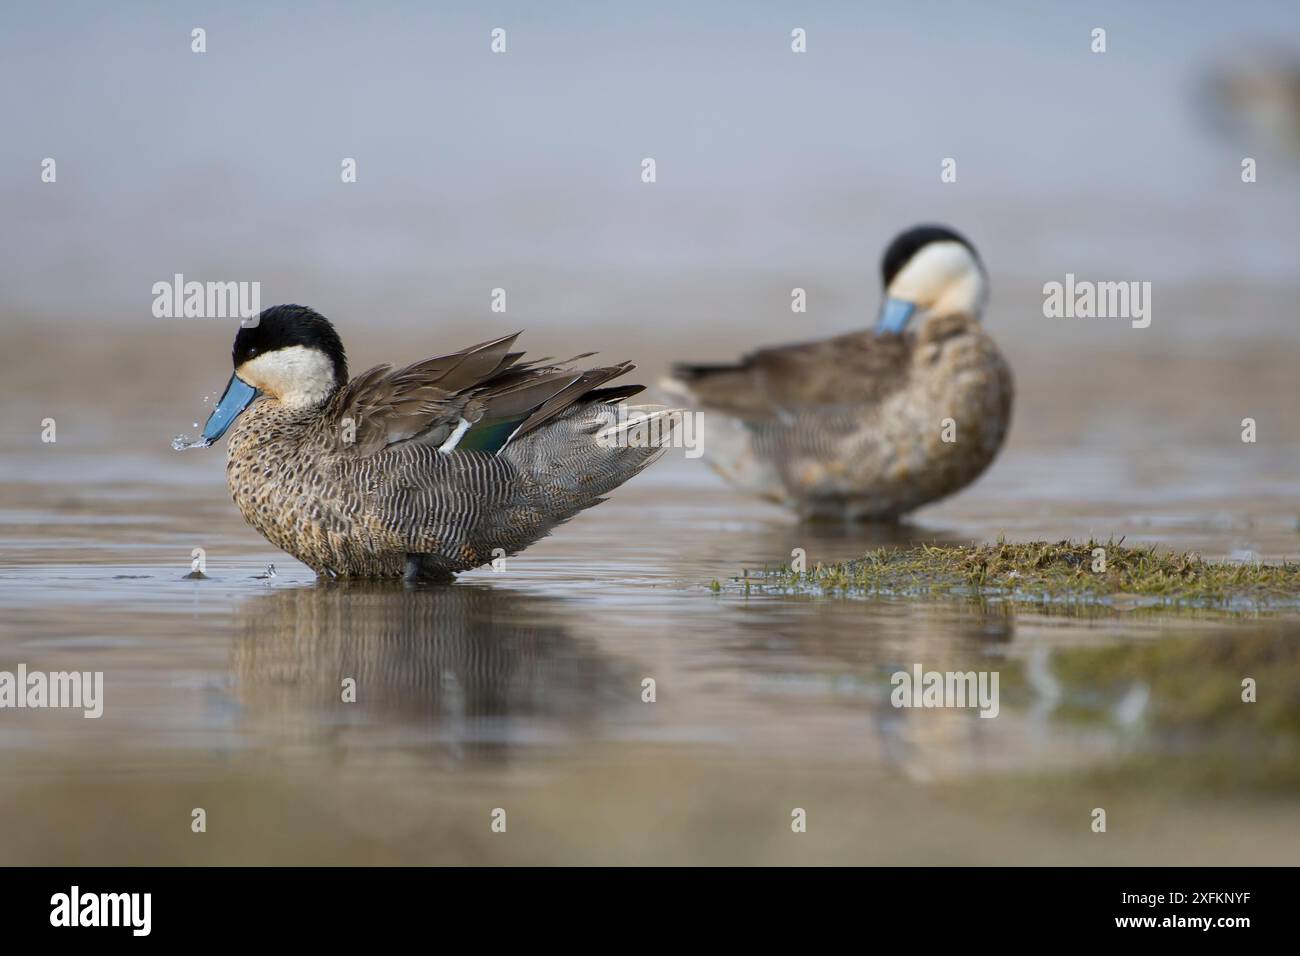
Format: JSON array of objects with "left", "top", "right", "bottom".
[
  {"left": 671, "top": 328, "right": 912, "bottom": 420},
  {"left": 511, "top": 361, "right": 635, "bottom": 440},
  {"left": 325, "top": 333, "right": 639, "bottom": 457}
]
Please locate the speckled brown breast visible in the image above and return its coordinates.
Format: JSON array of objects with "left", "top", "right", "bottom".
[{"left": 225, "top": 400, "right": 398, "bottom": 576}]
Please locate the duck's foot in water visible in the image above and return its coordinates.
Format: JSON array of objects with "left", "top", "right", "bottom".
[{"left": 403, "top": 554, "right": 456, "bottom": 586}]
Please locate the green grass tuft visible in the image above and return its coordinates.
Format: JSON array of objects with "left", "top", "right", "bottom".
[{"left": 738, "top": 538, "right": 1300, "bottom": 610}]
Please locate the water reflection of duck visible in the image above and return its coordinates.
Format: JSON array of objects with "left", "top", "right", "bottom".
[
  {"left": 229, "top": 582, "right": 633, "bottom": 757},
  {"left": 871, "top": 603, "right": 1015, "bottom": 782}
]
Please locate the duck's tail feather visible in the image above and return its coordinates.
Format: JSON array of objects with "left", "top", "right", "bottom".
[
  {"left": 502, "top": 401, "right": 683, "bottom": 518},
  {"left": 592, "top": 405, "right": 683, "bottom": 454}
]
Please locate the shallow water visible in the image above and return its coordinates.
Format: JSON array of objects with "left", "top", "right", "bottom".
[
  {"left": 2, "top": 408, "right": 1299, "bottom": 864},
  {"left": 5, "top": 0, "right": 1300, "bottom": 864}
]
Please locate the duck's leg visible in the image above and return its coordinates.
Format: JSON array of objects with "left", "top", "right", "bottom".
[{"left": 403, "top": 553, "right": 455, "bottom": 585}]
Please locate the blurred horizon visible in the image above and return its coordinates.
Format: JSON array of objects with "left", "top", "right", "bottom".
[{"left": 2, "top": 0, "right": 1299, "bottom": 339}]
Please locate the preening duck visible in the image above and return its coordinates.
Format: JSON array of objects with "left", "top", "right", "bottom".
[{"left": 663, "top": 225, "right": 1013, "bottom": 521}]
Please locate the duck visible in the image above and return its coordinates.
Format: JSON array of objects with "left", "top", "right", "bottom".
[
  {"left": 181, "top": 305, "right": 679, "bottom": 580},
  {"left": 662, "top": 225, "right": 1013, "bottom": 522},
  {"left": 1201, "top": 47, "right": 1300, "bottom": 161}
]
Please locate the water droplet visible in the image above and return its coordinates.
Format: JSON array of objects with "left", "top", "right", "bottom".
[{"left": 171, "top": 434, "right": 211, "bottom": 451}]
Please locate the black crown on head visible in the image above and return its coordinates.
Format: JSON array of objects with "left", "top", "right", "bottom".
[
  {"left": 233, "top": 304, "right": 348, "bottom": 385},
  {"left": 881, "top": 225, "right": 980, "bottom": 288}
]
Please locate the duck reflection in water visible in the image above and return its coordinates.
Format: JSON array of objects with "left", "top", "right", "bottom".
[{"left": 230, "top": 582, "right": 635, "bottom": 762}]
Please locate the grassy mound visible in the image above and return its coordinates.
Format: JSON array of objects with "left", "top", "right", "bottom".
[{"left": 723, "top": 539, "right": 1300, "bottom": 610}]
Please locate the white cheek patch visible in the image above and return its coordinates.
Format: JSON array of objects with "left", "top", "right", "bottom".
[
  {"left": 237, "top": 346, "right": 338, "bottom": 408},
  {"left": 888, "top": 241, "right": 987, "bottom": 318}
]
